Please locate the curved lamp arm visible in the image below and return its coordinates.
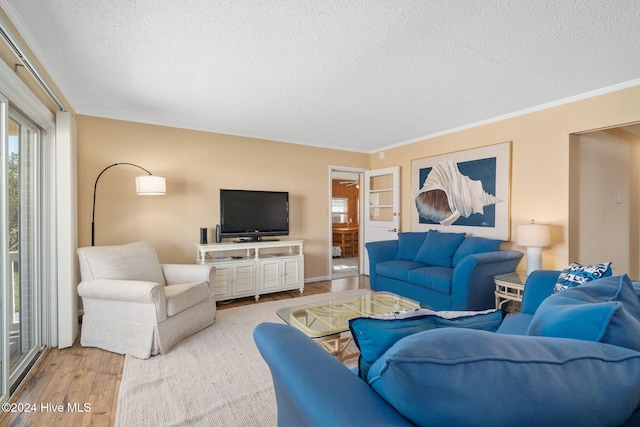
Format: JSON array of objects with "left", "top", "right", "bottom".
[{"left": 91, "top": 162, "right": 165, "bottom": 246}]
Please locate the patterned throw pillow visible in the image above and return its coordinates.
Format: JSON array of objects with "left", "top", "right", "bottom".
[{"left": 553, "top": 262, "right": 612, "bottom": 293}]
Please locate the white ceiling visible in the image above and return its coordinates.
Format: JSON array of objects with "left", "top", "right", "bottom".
[{"left": 2, "top": 0, "right": 640, "bottom": 153}]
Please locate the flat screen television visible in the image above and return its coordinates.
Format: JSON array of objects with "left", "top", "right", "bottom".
[{"left": 219, "top": 189, "right": 289, "bottom": 241}]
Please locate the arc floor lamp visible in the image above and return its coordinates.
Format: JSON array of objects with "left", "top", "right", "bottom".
[{"left": 91, "top": 162, "right": 166, "bottom": 246}]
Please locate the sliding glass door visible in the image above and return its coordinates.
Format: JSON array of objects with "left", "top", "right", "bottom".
[{"left": 1, "top": 99, "right": 45, "bottom": 395}]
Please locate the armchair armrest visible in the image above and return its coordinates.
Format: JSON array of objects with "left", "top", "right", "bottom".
[
  {"left": 161, "top": 264, "right": 215, "bottom": 286},
  {"left": 78, "top": 279, "right": 165, "bottom": 305},
  {"left": 365, "top": 240, "right": 399, "bottom": 289},
  {"left": 254, "top": 323, "right": 413, "bottom": 427},
  {"left": 452, "top": 250, "right": 523, "bottom": 310}
]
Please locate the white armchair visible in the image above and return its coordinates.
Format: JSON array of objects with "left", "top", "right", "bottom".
[{"left": 77, "top": 241, "right": 216, "bottom": 359}]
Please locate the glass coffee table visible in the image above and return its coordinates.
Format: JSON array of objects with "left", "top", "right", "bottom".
[{"left": 276, "top": 291, "right": 420, "bottom": 361}]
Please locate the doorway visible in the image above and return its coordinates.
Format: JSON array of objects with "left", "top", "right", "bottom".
[
  {"left": 569, "top": 123, "right": 640, "bottom": 278},
  {"left": 330, "top": 168, "right": 364, "bottom": 279}
]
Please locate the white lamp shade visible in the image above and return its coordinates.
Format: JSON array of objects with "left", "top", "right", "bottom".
[
  {"left": 516, "top": 223, "right": 551, "bottom": 247},
  {"left": 136, "top": 175, "right": 166, "bottom": 195}
]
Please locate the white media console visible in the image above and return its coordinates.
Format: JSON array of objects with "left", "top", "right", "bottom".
[{"left": 195, "top": 238, "right": 304, "bottom": 302}]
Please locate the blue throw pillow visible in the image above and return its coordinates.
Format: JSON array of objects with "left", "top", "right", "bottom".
[
  {"left": 413, "top": 230, "right": 465, "bottom": 267},
  {"left": 553, "top": 261, "right": 612, "bottom": 293},
  {"left": 528, "top": 275, "right": 640, "bottom": 351},
  {"left": 367, "top": 328, "right": 640, "bottom": 427},
  {"left": 452, "top": 236, "right": 502, "bottom": 267},
  {"left": 349, "top": 308, "right": 505, "bottom": 380},
  {"left": 395, "top": 232, "right": 427, "bottom": 261}
]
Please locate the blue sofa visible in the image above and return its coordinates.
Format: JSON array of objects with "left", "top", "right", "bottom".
[
  {"left": 254, "top": 271, "right": 640, "bottom": 426},
  {"left": 366, "top": 231, "right": 523, "bottom": 310}
]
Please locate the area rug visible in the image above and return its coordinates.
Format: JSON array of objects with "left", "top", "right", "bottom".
[{"left": 116, "top": 288, "right": 369, "bottom": 427}]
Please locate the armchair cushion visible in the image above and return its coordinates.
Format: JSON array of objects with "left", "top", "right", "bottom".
[
  {"left": 413, "top": 230, "right": 465, "bottom": 267},
  {"left": 77, "top": 241, "right": 166, "bottom": 285},
  {"left": 528, "top": 274, "right": 640, "bottom": 351},
  {"left": 368, "top": 328, "right": 640, "bottom": 427},
  {"left": 164, "top": 282, "right": 213, "bottom": 317}
]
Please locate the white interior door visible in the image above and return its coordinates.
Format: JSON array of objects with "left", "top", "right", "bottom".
[{"left": 363, "top": 166, "right": 400, "bottom": 275}]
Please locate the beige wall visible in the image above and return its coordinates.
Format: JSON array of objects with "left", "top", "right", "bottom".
[
  {"left": 369, "top": 86, "right": 640, "bottom": 273},
  {"left": 76, "top": 115, "right": 369, "bottom": 279},
  {"left": 570, "top": 128, "right": 640, "bottom": 277}
]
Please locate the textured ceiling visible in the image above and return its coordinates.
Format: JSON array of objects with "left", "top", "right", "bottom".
[{"left": 2, "top": 0, "right": 640, "bottom": 153}]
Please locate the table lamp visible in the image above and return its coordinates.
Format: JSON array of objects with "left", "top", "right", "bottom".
[{"left": 516, "top": 220, "right": 551, "bottom": 275}]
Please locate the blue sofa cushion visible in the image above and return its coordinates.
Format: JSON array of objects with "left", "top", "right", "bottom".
[
  {"left": 395, "top": 232, "right": 427, "bottom": 261},
  {"left": 413, "top": 230, "right": 465, "bottom": 267},
  {"left": 376, "top": 260, "right": 427, "bottom": 282},
  {"left": 452, "top": 236, "right": 502, "bottom": 267},
  {"left": 368, "top": 328, "right": 640, "bottom": 427},
  {"left": 528, "top": 274, "right": 640, "bottom": 351},
  {"left": 553, "top": 261, "right": 612, "bottom": 293},
  {"left": 349, "top": 308, "right": 504, "bottom": 380},
  {"left": 407, "top": 266, "right": 452, "bottom": 294}
]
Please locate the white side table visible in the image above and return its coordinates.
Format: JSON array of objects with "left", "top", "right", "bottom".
[{"left": 494, "top": 271, "right": 528, "bottom": 312}]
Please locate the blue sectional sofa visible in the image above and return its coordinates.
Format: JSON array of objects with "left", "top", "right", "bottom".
[
  {"left": 254, "top": 271, "right": 640, "bottom": 427},
  {"left": 366, "top": 230, "right": 523, "bottom": 310}
]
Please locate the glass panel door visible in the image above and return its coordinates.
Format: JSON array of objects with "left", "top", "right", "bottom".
[
  {"left": 363, "top": 166, "right": 400, "bottom": 274},
  {"left": 4, "top": 108, "right": 43, "bottom": 391}
]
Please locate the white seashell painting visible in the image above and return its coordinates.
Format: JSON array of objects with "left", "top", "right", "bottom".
[
  {"left": 415, "top": 159, "right": 502, "bottom": 226},
  {"left": 411, "top": 142, "right": 511, "bottom": 240}
]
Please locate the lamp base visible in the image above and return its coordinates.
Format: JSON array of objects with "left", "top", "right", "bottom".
[{"left": 526, "top": 247, "right": 543, "bottom": 276}]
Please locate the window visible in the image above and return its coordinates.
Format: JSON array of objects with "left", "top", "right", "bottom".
[{"left": 331, "top": 198, "right": 348, "bottom": 223}]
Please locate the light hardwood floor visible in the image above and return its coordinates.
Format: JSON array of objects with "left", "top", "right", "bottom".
[{"left": 0, "top": 275, "right": 369, "bottom": 427}]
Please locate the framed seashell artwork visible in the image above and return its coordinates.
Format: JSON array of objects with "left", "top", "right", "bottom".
[{"left": 411, "top": 142, "right": 511, "bottom": 240}]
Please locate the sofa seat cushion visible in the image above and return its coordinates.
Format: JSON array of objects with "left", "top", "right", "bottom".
[
  {"left": 528, "top": 274, "right": 640, "bottom": 351},
  {"left": 414, "top": 230, "right": 466, "bottom": 267},
  {"left": 376, "top": 260, "right": 427, "bottom": 282},
  {"left": 368, "top": 328, "right": 640, "bottom": 427},
  {"left": 496, "top": 312, "right": 534, "bottom": 335},
  {"left": 349, "top": 308, "right": 504, "bottom": 380},
  {"left": 164, "top": 281, "right": 212, "bottom": 316},
  {"left": 407, "top": 267, "right": 452, "bottom": 294}
]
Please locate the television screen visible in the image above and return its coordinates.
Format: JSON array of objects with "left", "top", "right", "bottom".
[{"left": 220, "top": 189, "right": 289, "bottom": 240}]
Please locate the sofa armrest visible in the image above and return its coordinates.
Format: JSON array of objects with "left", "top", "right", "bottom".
[
  {"left": 78, "top": 279, "right": 165, "bottom": 304},
  {"left": 520, "top": 270, "right": 561, "bottom": 314},
  {"left": 365, "top": 240, "right": 399, "bottom": 289},
  {"left": 452, "top": 250, "right": 523, "bottom": 310},
  {"left": 161, "top": 264, "right": 215, "bottom": 288},
  {"left": 254, "top": 323, "right": 413, "bottom": 427}
]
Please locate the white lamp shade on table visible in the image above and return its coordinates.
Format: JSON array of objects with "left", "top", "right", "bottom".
[
  {"left": 517, "top": 221, "right": 551, "bottom": 275},
  {"left": 136, "top": 175, "right": 166, "bottom": 195}
]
